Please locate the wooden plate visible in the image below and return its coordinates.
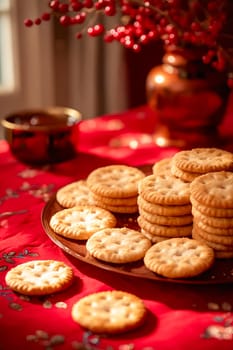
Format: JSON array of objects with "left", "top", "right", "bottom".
[{"left": 41, "top": 196, "right": 233, "bottom": 285}]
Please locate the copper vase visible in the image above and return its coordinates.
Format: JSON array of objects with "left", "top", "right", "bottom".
[{"left": 146, "top": 47, "right": 230, "bottom": 148}]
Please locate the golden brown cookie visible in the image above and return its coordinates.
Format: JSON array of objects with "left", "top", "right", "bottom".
[
  {"left": 56, "top": 180, "right": 94, "bottom": 208},
  {"left": 71, "top": 291, "right": 147, "bottom": 334},
  {"left": 90, "top": 198, "right": 138, "bottom": 214},
  {"left": 192, "top": 228, "right": 232, "bottom": 252},
  {"left": 139, "top": 207, "right": 193, "bottom": 226},
  {"left": 152, "top": 157, "right": 172, "bottom": 175},
  {"left": 86, "top": 227, "right": 151, "bottom": 263},
  {"left": 190, "top": 195, "right": 233, "bottom": 218},
  {"left": 172, "top": 148, "right": 233, "bottom": 174},
  {"left": 49, "top": 205, "right": 117, "bottom": 240},
  {"left": 137, "top": 215, "right": 192, "bottom": 237},
  {"left": 171, "top": 163, "right": 200, "bottom": 182},
  {"left": 91, "top": 192, "right": 138, "bottom": 206},
  {"left": 5, "top": 260, "right": 74, "bottom": 295},
  {"left": 141, "top": 229, "right": 169, "bottom": 243},
  {"left": 192, "top": 207, "right": 233, "bottom": 229},
  {"left": 144, "top": 237, "right": 215, "bottom": 278},
  {"left": 138, "top": 174, "right": 190, "bottom": 205},
  {"left": 137, "top": 196, "right": 192, "bottom": 216},
  {"left": 190, "top": 171, "right": 233, "bottom": 209},
  {"left": 195, "top": 220, "right": 233, "bottom": 235},
  {"left": 192, "top": 224, "right": 233, "bottom": 245},
  {"left": 86, "top": 165, "right": 145, "bottom": 198}
]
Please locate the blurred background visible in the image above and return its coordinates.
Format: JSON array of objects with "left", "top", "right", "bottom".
[{"left": 0, "top": 0, "right": 163, "bottom": 138}]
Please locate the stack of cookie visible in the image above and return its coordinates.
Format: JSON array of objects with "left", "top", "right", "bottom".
[
  {"left": 170, "top": 148, "right": 233, "bottom": 182},
  {"left": 190, "top": 171, "right": 233, "bottom": 259},
  {"left": 86, "top": 165, "right": 145, "bottom": 214},
  {"left": 137, "top": 173, "right": 193, "bottom": 242}
]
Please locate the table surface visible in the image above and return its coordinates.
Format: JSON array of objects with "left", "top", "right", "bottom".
[{"left": 1, "top": 99, "right": 233, "bottom": 350}]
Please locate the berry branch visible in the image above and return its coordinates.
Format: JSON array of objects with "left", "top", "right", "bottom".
[{"left": 24, "top": 0, "right": 233, "bottom": 85}]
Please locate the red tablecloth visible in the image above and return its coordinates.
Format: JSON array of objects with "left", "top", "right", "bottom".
[{"left": 1, "top": 103, "right": 233, "bottom": 350}]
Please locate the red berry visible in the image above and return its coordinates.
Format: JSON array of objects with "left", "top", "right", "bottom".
[
  {"left": 58, "top": 3, "right": 69, "bottom": 12},
  {"left": 75, "top": 32, "right": 83, "bottom": 39},
  {"left": 41, "top": 13, "right": 51, "bottom": 21},
  {"left": 24, "top": 19, "right": 33, "bottom": 27},
  {"left": 87, "top": 24, "right": 104, "bottom": 37},
  {"left": 74, "top": 12, "right": 86, "bottom": 24},
  {"left": 34, "top": 18, "right": 42, "bottom": 25},
  {"left": 49, "top": 0, "right": 60, "bottom": 10},
  {"left": 60, "top": 15, "right": 71, "bottom": 26}
]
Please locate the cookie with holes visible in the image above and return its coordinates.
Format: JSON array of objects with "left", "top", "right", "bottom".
[
  {"left": 71, "top": 290, "right": 147, "bottom": 334},
  {"left": 144, "top": 237, "right": 215, "bottom": 279}
]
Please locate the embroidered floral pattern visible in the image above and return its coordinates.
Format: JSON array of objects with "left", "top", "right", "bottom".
[
  {"left": 27, "top": 330, "right": 65, "bottom": 349},
  {"left": 0, "top": 165, "right": 55, "bottom": 205},
  {"left": 0, "top": 182, "right": 54, "bottom": 205},
  {"left": 0, "top": 249, "right": 39, "bottom": 270},
  {"left": 202, "top": 313, "right": 233, "bottom": 340}
]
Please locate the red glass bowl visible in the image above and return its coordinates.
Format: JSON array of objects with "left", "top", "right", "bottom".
[{"left": 1, "top": 106, "right": 82, "bottom": 164}]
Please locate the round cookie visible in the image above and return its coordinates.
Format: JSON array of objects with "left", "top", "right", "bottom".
[
  {"left": 139, "top": 207, "right": 193, "bottom": 226},
  {"left": 138, "top": 174, "right": 190, "bottom": 205},
  {"left": 91, "top": 192, "right": 138, "bottom": 206},
  {"left": 144, "top": 237, "right": 215, "bottom": 279},
  {"left": 86, "top": 165, "right": 145, "bottom": 198},
  {"left": 171, "top": 163, "right": 200, "bottom": 182},
  {"left": 56, "top": 180, "right": 94, "bottom": 208},
  {"left": 5, "top": 260, "right": 74, "bottom": 295},
  {"left": 49, "top": 205, "right": 117, "bottom": 240},
  {"left": 192, "top": 228, "right": 232, "bottom": 252},
  {"left": 192, "top": 224, "right": 233, "bottom": 245},
  {"left": 141, "top": 229, "right": 169, "bottom": 243},
  {"left": 190, "top": 171, "right": 233, "bottom": 209},
  {"left": 195, "top": 220, "right": 233, "bottom": 236},
  {"left": 190, "top": 195, "right": 233, "bottom": 218},
  {"left": 137, "top": 196, "right": 192, "bottom": 216},
  {"left": 71, "top": 290, "right": 147, "bottom": 334},
  {"left": 192, "top": 207, "right": 233, "bottom": 229},
  {"left": 137, "top": 215, "right": 192, "bottom": 237},
  {"left": 90, "top": 198, "right": 138, "bottom": 214},
  {"left": 172, "top": 148, "right": 233, "bottom": 174},
  {"left": 152, "top": 157, "right": 172, "bottom": 175},
  {"left": 86, "top": 227, "right": 151, "bottom": 263}
]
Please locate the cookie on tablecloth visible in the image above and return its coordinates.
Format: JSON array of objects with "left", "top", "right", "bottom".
[
  {"left": 86, "top": 165, "right": 145, "bottom": 213},
  {"left": 190, "top": 171, "right": 233, "bottom": 258},
  {"left": 56, "top": 180, "right": 94, "bottom": 208},
  {"left": 144, "top": 237, "right": 215, "bottom": 279},
  {"left": 171, "top": 148, "right": 233, "bottom": 182},
  {"left": 86, "top": 227, "right": 151, "bottom": 263},
  {"left": 5, "top": 260, "right": 74, "bottom": 295},
  {"left": 49, "top": 205, "right": 117, "bottom": 240},
  {"left": 71, "top": 290, "right": 147, "bottom": 334},
  {"left": 137, "top": 174, "right": 192, "bottom": 242}
]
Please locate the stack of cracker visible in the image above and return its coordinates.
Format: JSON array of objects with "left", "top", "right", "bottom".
[
  {"left": 190, "top": 171, "right": 233, "bottom": 259},
  {"left": 137, "top": 173, "right": 193, "bottom": 243},
  {"left": 170, "top": 148, "right": 233, "bottom": 182},
  {"left": 86, "top": 165, "right": 145, "bottom": 214}
]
